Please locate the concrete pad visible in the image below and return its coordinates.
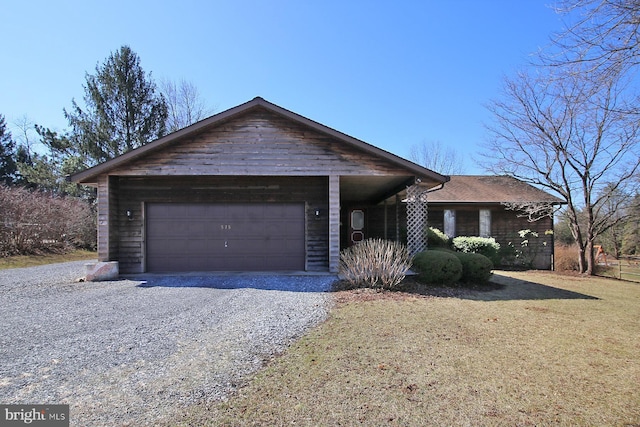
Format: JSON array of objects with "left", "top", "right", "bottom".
[{"left": 84, "top": 261, "right": 119, "bottom": 281}]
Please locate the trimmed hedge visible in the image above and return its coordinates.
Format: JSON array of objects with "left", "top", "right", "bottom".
[
  {"left": 454, "top": 252, "right": 493, "bottom": 284},
  {"left": 413, "top": 250, "right": 462, "bottom": 286},
  {"left": 427, "top": 227, "right": 451, "bottom": 248},
  {"left": 452, "top": 236, "right": 501, "bottom": 266}
]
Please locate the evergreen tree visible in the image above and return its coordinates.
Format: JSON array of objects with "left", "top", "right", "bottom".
[
  {"left": 64, "top": 45, "right": 168, "bottom": 166},
  {"left": 16, "top": 126, "right": 94, "bottom": 198},
  {"left": 0, "top": 114, "right": 17, "bottom": 185}
]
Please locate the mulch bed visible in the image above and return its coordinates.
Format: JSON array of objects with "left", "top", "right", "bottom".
[{"left": 330, "top": 277, "right": 504, "bottom": 305}]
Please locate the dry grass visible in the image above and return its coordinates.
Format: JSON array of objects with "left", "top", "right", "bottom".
[
  {"left": 0, "top": 250, "right": 96, "bottom": 270},
  {"left": 170, "top": 271, "right": 640, "bottom": 426},
  {"left": 597, "top": 262, "right": 640, "bottom": 283},
  {"left": 554, "top": 244, "right": 580, "bottom": 272}
]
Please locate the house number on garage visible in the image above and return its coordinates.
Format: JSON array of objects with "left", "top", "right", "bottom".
[{"left": 220, "top": 224, "right": 232, "bottom": 230}]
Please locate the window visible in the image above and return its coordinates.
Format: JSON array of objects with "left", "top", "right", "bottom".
[
  {"left": 444, "top": 209, "right": 456, "bottom": 237},
  {"left": 479, "top": 209, "right": 491, "bottom": 237}
]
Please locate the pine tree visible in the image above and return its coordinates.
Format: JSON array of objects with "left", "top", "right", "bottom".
[
  {"left": 64, "top": 45, "right": 168, "bottom": 166},
  {"left": 0, "top": 114, "right": 17, "bottom": 185}
]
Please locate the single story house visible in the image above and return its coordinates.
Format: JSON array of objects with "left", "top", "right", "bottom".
[
  {"left": 71, "top": 97, "right": 448, "bottom": 274},
  {"left": 427, "top": 175, "right": 565, "bottom": 269}
]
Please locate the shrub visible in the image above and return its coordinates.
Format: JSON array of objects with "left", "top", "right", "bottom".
[
  {"left": 427, "top": 227, "right": 451, "bottom": 248},
  {"left": 413, "top": 250, "right": 462, "bottom": 286},
  {"left": 554, "top": 244, "right": 580, "bottom": 272},
  {"left": 452, "top": 236, "right": 501, "bottom": 266},
  {"left": 454, "top": 252, "right": 493, "bottom": 284},
  {"left": 339, "top": 238, "right": 412, "bottom": 290},
  {"left": 0, "top": 185, "right": 96, "bottom": 256}
]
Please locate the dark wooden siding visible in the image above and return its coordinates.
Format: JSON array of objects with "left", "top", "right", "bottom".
[
  {"left": 115, "top": 176, "right": 328, "bottom": 273},
  {"left": 97, "top": 176, "right": 119, "bottom": 262},
  {"left": 428, "top": 205, "right": 555, "bottom": 269},
  {"left": 456, "top": 210, "right": 479, "bottom": 237},
  {"left": 342, "top": 202, "right": 406, "bottom": 249},
  {"left": 491, "top": 209, "right": 554, "bottom": 269},
  {"left": 109, "top": 110, "right": 412, "bottom": 178},
  {"left": 429, "top": 209, "right": 444, "bottom": 233}
]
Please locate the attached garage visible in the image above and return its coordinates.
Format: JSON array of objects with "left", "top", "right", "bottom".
[
  {"left": 146, "top": 203, "right": 305, "bottom": 272},
  {"left": 71, "top": 97, "right": 449, "bottom": 274}
]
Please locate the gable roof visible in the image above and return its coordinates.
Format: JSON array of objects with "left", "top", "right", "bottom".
[
  {"left": 427, "top": 175, "right": 565, "bottom": 204},
  {"left": 71, "top": 97, "right": 449, "bottom": 186}
]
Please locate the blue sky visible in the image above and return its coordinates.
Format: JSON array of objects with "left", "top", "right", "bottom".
[{"left": 1, "top": 1, "right": 566, "bottom": 173}]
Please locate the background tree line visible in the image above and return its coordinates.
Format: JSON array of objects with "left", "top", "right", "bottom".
[{"left": 0, "top": 45, "right": 212, "bottom": 255}]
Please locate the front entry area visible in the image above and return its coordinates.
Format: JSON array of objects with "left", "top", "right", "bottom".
[{"left": 145, "top": 203, "right": 306, "bottom": 272}]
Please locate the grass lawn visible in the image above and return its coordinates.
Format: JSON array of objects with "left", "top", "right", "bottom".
[
  {"left": 0, "top": 250, "right": 97, "bottom": 270},
  {"left": 173, "top": 271, "right": 640, "bottom": 426}
]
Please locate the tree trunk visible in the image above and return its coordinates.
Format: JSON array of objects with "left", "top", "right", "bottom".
[
  {"left": 585, "top": 240, "right": 595, "bottom": 275},
  {"left": 577, "top": 246, "right": 587, "bottom": 274}
]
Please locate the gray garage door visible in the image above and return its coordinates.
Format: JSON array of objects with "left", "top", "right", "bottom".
[{"left": 146, "top": 203, "right": 305, "bottom": 272}]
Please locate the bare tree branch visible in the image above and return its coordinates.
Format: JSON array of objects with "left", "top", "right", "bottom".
[
  {"left": 408, "top": 140, "right": 464, "bottom": 175},
  {"left": 160, "top": 78, "right": 214, "bottom": 133},
  {"left": 544, "top": 0, "right": 640, "bottom": 81},
  {"left": 501, "top": 202, "right": 563, "bottom": 222}
]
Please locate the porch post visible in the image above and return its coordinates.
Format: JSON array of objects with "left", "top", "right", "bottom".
[
  {"left": 328, "top": 175, "right": 340, "bottom": 273},
  {"left": 383, "top": 199, "right": 388, "bottom": 240},
  {"left": 406, "top": 183, "right": 428, "bottom": 256},
  {"left": 395, "top": 194, "right": 400, "bottom": 243},
  {"left": 96, "top": 175, "right": 118, "bottom": 262}
]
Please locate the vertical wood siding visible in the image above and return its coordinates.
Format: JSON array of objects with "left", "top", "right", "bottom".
[{"left": 328, "top": 175, "right": 340, "bottom": 273}]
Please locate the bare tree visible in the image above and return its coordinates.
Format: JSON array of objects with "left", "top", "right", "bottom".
[
  {"left": 12, "top": 115, "right": 38, "bottom": 160},
  {"left": 547, "top": 1, "right": 640, "bottom": 78},
  {"left": 408, "top": 140, "right": 464, "bottom": 175},
  {"left": 160, "top": 78, "right": 213, "bottom": 133},
  {"left": 484, "top": 66, "right": 640, "bottom": 274}
]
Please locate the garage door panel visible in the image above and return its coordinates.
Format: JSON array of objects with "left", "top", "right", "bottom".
[{"left": 146, "top": 203, "right": 305, "bottom": 272}]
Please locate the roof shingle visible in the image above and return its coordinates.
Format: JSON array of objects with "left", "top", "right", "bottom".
[{"left": 427, "top": 175, "right": 565, "bottom": 204}]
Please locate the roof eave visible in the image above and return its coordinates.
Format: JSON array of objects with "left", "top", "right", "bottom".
[
  {"left": 428, "top": 200, "right": 567, "bottom": 205},
  {"left": 71, "top": 97, "right": 267, "bottom": 184}
]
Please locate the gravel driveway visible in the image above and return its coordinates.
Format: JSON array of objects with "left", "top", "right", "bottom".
[{"left": 0, "top": 261, "right": 335, "bottom": 426}]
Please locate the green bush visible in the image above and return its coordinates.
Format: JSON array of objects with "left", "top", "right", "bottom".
[
  {"left": 339, "top": 238, "right": 412, "bottom": 290},
  {"left": 427, "top": 227, "right": 451, "bottom": 248},
  {"left": 454, "top": 252, "right": 493, "bottom": 284},
  {"left": 413, "top": 250, "right": 462, "bottom": 286},
  {"left": 452, "top": 236, "right": 501, "bottom": 266}
]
